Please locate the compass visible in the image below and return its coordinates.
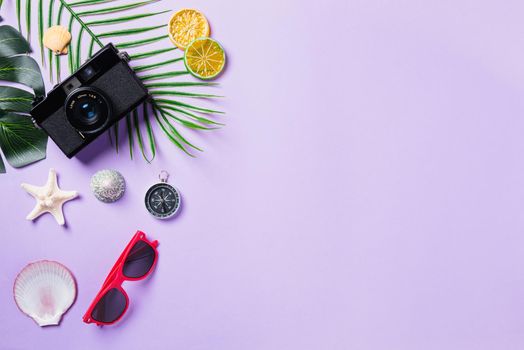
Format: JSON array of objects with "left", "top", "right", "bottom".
[{"left": 144, "top": 171, "right": 181, "bottom": 219}]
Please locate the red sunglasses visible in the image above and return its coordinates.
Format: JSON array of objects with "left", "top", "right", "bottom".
[{"left": 83, "top": 231, "right": 159, "bottom": 326}]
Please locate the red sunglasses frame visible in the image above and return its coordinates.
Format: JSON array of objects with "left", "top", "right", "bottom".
[{"left": 83, "top": 230, "right": 159, "bottom": 326}]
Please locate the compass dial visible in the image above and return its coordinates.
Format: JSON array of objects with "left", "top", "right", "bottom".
[{"left": 145, "top": 183, "right": 181, "bottom": 219}]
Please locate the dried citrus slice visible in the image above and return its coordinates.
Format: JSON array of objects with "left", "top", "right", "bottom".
[
  {"left": 168, "top": 9, "right": 210, "bottom": 50},
  {"left": 184, "top": 37, "right": 226, "bottom": 80}
]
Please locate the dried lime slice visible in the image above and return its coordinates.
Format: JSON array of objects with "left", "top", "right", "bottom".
[{"left": 184, "top": 37, "right": 226, "bottom": 80}]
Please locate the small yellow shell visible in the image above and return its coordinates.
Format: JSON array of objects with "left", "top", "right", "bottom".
[{"left": 43, "top": 25, "right": 71, "bottom": 55}]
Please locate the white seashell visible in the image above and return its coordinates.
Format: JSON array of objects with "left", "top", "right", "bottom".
[
  {"left": 13, "top": 260, "right": 77, "bottom": 327},
  {"left": 43, "top": 25, "right": 71, "bottom": 55}
]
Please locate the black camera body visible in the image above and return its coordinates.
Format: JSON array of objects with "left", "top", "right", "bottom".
[{"left": 31, "top": 43, "right": 149, "bottom": 158}]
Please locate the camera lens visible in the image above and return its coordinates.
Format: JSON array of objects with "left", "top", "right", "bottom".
[
  {"left": 65, "top": 88, "right": 111, "bottom": 133},
  {"left": 80, "top": 100, "right": 100, "bottom": 121}
]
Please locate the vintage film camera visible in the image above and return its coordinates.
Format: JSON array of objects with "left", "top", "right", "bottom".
[{"left": 31, "top": 44, "right": 149, "bottom": 158}]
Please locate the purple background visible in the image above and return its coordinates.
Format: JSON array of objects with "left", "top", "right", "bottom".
[{"left": 1, "top": 0, "right": 524, "bottom": 349}]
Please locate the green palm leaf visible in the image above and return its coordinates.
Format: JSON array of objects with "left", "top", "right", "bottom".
[
  {"left": 133, "top": 57, "right": 183, "bottom": 72},
  {"left": 54, "top": 2, "right": 67, "bottom": 82},
  {"left": 85, "top": 10, "right": 169, "bottom": 25},
  {"left": 116, "top": 34, "right": 168, "bottom": 49},
  {"left": 128, "top": 47, "right": 176, "bottom": 60},
  {"left": 139, "top": 71, "right": 188, "bottom": 81},
  {"left": 150, "top": 90, "right": 223, "bottom": 99},
  {"left": 47, "top": 0, "right": 55, "bottom": 81},
  {"left": 13, "top": 0, "right": 225, "bottom": 162},
  {"left": 132, "top": 107, "right": 154, "bottom": 162},
  {"left": 154, "top": 98, "right": 224, "bottom": 114},
  {"left": 161, "top": 108, "right": 215, "bottom": 130},
  {"left": 16, "top": 0, "right": 22, "bottom": 31},
  {"left": 38, "top": 0, "right": 45, "bottom": 65},
  {"left": 152, "top": 105, "right": 194, "bottom": 156},
  {"left": 144, "top": 81, "right": 217, "bottom": 89},
  {"left": 158, "top": 107, "right": 202, "bottom": 151},
  {"left": 88, "top": 38, "right": 96, "bottom": 57},
  {"left": 76, "top": 26, "right": 84, "bottom": 69},
  {"left": 25, "top": 0, "right": 31, "bottom": 41},
  {"left": 157, "top": 104, "right": 223, "bottom": 126},
  {"left": 77, "top": 0, "right": 157, "bottom": 16},
  {"left": 98, "top": 24, "right": 165, "bottom": 37},
  {"left": 68, "top": 15, "right": 75, "bottom": 74},
  {"left": 70, "top": 0, "right": 114, "bottom": 7},
  {"left": 143, "top": 103, "right": 156, "bottom": 160}
]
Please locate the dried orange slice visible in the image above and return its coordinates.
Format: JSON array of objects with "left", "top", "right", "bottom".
[
  {"left": 168, "top": 9, "right": 210, "bottom": 50},
  {"left": 184, "top": 37, "right": 226, "bottom": 80}
]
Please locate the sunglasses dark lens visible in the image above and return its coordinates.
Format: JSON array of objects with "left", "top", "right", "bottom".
[
  {"left": 91, "top": 288, "right": 127, "bottom": 323},
  {"left": 123, "top": 240, "right": 156, "bottom": 278}
]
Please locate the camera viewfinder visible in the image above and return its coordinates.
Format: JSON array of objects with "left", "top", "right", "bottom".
[{"left": 78, "top": 63, "right": 99, "bottom": 83}]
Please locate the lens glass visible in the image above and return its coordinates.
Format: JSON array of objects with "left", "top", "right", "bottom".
[
  {"left": 123, "top": 240, "right": 156, "bottom": 278},
  {"left": 65, "top": 88, "right": 110, "bottom": 133},
  {"left": 77, "top": 99, "right": 99, "bottom": 124},
  {"left": 91, "top": 288, "right": 127, "bottom": 323}
]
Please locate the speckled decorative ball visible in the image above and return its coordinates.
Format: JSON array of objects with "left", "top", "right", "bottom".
[{"left": 90, "top": 169, "right": 126, "bottom": 203}]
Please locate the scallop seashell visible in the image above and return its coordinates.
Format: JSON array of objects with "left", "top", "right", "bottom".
[
  {"left": 13, "top": 260, "right": 77, "bottom": 327},
  {"left": 43, "top": 25, "right": 71, "bottom": 55}
]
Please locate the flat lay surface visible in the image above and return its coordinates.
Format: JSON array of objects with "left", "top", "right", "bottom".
[{"left": 1, "top": 0, "right": 524, "bottom": 349}]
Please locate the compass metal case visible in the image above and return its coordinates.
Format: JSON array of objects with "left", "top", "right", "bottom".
[{"left": 144, "top": 182, "right": 181, "bottom": 219}]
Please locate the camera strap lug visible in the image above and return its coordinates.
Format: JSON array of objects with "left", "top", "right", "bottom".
[
  {"left": 30, "top": 95, "right": 45, "bottom": 129},
  {"left": 118, "top": 51, "right": 130, "bottom": 62},
  {"left": 31, "top": 118, "right": 41, "bottom": 129}
]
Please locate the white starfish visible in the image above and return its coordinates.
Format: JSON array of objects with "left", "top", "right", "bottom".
[{"left": 21, "top": 168, "right": 78, "bottom": 226}]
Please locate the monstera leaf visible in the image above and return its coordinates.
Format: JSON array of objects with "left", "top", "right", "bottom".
[
  {"left": 0, "top": 25, "right": 47, "bottom": 173},
  {"left": 0, "top": 25, "right": 31, "bottom": 55},
  {"left": 0, "top": 57, "right": 45, "bottom": 96},
  {"left": 0, "top": 86, "right": 34, "bottom": 112},
  {"left": 0, "top": 112, "right": 47, "bottom": 167}
]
